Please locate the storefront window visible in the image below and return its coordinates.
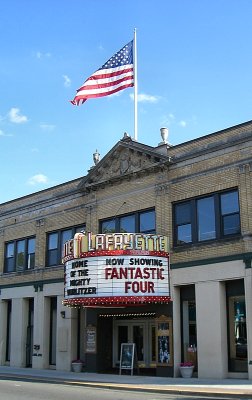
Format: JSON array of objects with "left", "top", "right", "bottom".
[
  {"left": 151, "top": 325, "right": 156, "bottom": 362},
  {"left": 180, "top": 285, "right": 197, "bottom": 368},
  {"left": 182, "top": 300, "right": 197, "bottom": 366},
  {"left": 228, "top": 295, "right": 247, "bottom": 372}
]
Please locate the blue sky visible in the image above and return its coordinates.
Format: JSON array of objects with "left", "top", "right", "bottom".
[{"left": 1, "top": 0, "right": 252, "bottom": 203}]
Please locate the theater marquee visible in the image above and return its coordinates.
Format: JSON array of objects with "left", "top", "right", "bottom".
[{"left": 62, "top": 232, "right": 170, "bottom": 307}]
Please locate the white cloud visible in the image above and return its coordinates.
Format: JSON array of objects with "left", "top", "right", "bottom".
[
  {"left": 39, "top": 123, "right": 56, "bottom": 132},
  {"left": 161, "top": 114, "right": 188, "bottom": 129},
  {"left": 0, "top": 129, "right": 13, "bottom": 137},
  {"left": 179, "top": 120, "right": 187, "bottom": 127},
  {"left": 130, "top": 93, "right": 159, "bottom": 103},
  {"left": 27, "top": 174, "right": 49, "bottom": 185},
  {"left": 138, "top": 94, "right": 159, "bottom": 103},
  {"left": 0, "top": 129, "right": 6, "bottom": 136},
  {"left": 8, "top": 108, "right": 28, "bottom": 124},
  {"left": 63, "top": 74, "right": 71, "bottom": 87},
  {"left": 36, "top": 51, "right": 51, "bottom": 59},
  {"left": 161, "top": 113, "right": 175, "bottom": 127}
]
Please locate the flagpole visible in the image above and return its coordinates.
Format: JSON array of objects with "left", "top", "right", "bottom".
[{"left": 133, "top": 28, "right": 138, "bottom": 141}]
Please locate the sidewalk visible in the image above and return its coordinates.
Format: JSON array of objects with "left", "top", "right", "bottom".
[{"left": 0, "top": 366, "right": 252, "bottom": 398}]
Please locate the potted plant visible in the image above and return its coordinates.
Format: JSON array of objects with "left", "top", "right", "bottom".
[
  {"left": 71, "top": 359, "right": 84, "bottom": 372},
  {"left": 179, "top": 361, "right": 194, "bottom": 378}
]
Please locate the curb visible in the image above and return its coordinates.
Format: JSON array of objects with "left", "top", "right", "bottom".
[{"left": 0, "top": 373, "right": 252, "bottom": 399}]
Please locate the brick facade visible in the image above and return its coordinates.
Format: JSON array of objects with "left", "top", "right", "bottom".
[{"left": 0, "top": 120, "right": 251, "bottom": 378}]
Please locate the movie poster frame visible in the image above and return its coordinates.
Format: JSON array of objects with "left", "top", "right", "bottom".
[{"left": 156, "top": 315, "right": 173, "bottom": 366}]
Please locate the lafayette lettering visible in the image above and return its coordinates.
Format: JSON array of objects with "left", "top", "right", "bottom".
[
  {"left": 63, "top": 232, "right": 169, "bottom": 262},
  {"left": 89, "top": 233, "right": 165, "bottom": 252}
]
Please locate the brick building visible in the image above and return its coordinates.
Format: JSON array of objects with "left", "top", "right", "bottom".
[{"left": 0, "top": 121, "right": 251, "bottom": 379}]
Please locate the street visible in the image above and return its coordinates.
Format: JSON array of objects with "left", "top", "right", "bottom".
[{"left": 0, "top": 377, "right": 238, "bottom": 400}]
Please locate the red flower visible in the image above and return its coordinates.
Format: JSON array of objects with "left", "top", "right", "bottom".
[{"left": 180, "top": 361, "right": 194, "bottom": 367}]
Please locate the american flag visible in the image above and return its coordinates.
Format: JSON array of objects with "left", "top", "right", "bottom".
[{"left": 71, "top": 40, "right": 134, "bottom": 106}]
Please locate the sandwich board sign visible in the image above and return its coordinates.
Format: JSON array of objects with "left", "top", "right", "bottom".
[{"left": 119, "top": 343, "right": 138, "bottom": 375}]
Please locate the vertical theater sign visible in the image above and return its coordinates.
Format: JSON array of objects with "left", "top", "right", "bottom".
[{"left": 62, "top": 232, "right": 170, "bottom": 307}]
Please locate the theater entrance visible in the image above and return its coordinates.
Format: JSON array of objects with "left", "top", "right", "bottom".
[
  {"left": 94, "top": 306, "right": 173, "bottom": 376},
  {"left": 113, "top": 319, "right": 156, "bottom": 369}
]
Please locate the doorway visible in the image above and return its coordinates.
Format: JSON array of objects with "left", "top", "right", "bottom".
[
  {"left": 113, "top": 319, "right": 156, "bottom": 368},
  {"left": 49, "top": 297, "right": 57, "bottom": 366},
  {"left": 180, "top": 285, "right": 197, "bottom": 367},
  {"left": 26, "top": 299, "right": 34, "bottom": 367}
]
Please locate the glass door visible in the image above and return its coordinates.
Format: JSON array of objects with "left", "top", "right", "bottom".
[
  {"left": 114, "top": 320, "right": 155, "bottom": 368},
  {"left": 117, "top": 325, "right": 128, "bottom": 363},
  {"left": 228, "top": 295, "right": 247, "bottom": 372},
  {"left": 133, "top": 324, "right": 144, "bottom": 362},
  {"left": 182, "top": 300, "right": 197, "bottom": 366}
]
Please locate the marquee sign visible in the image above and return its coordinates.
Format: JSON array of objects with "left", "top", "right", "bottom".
[{"left": 62, "top": 232, "right": 170, "bottom": 307}]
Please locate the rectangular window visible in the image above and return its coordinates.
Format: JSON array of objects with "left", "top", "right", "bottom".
[
  {"left": 140, "top": 209, "right": 156, "bottom": 234},
  {"left": 4, "top": 237, "right": 36, "bottom": 273},
  {"left": 27, "top": 238, "right": 35, "bottom": 270},
  {"left": 101, "top": 219, "right": 116, "bottom": 234},
  {"left": 5, "top": 243, "right": 15, "bottom": 273},
  {"left": 48, "top": 233, "right": 58, "bottom": 267},
  {"left": 120, "top": 214, "right": 135, "bottom": 233},
  {"left": 220, "top": 191, "right": 240, "bottom": 235},
  {"left": 16, "top": 239, "right": 25, "bottom": 272},
  {"left": 197, "top": 196, "right": 216, "bottom": 241},
  {"left": 174, "top": 202, "right": 192, "bottom": 244},
  {"left": 46, "top": 225, "right": 85, "bottom": 267},
  {"left": 100, "top": 209, "right": 155, "bottom": 234},
  {"left": 174, "top": 189, "right": 240, "bottom": 246}
]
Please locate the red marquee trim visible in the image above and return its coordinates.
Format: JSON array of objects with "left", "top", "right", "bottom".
[
  {"left": 63, "top": 249, "right": 169, "bottom": 264},
  {"left": 63, "top": 295, "right": 171, "bottom": 307}
]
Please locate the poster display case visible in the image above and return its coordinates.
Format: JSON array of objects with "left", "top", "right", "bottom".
[{"left": 156, "top": 315, "right": 173, "bottom": 366}]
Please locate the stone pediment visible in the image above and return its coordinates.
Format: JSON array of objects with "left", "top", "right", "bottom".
[{"left": 78, "top": 135, "right": 169, "bottom": 191}]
